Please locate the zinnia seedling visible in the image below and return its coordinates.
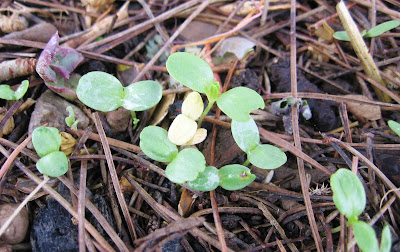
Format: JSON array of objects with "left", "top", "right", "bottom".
[
  {"left": 330, "top": 168, "right": 392, "bottom": 252},
  {"left": 32, "top": 126, "right": 68, "bottom": 177},
  {"left": 76, "top": 71, "right": 162, "bottom": 129},
  {"left": 166, "top": 52, "right": 265, "bottom": 123},
  {"left": 333, "top": 20, "right": 400, "bottom": 41}
]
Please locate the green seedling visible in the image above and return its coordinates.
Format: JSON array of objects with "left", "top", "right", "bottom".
[
  {"left": 334, "top": 20, "right": 400, "bottom": 41},
  {"left": 166, "top": 52, "right": 265, "bottom": 123},
  {"left": 139, "top": 52, "right": 286, "bottom": 191},
  {"left": 0, "top": 80, "right": 29, "bottom": 100},
  {"left": 140, "top": 126, "right": 255, "bottom": 191},
  {"left": 65, "top": 106, "right": 79, "bottom": 131},
  {"left": 32, "top": 126, "right": 68, "bottom": 177},
  {"left": 76, "top": 71, "right": 162, "bottom": 129},
  {"left": 231, "top": 117, "right": 287, "bottom": 169},
  {"left": 330, "top": 168, "right": 392, "bottom": 252}
]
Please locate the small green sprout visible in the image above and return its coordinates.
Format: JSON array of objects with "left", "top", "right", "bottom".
[
  {"left": 166, "top": 52, "right": 265, "bottom": 123},
  {"left": 388, "top": 120, "right": 400, "bottom": 137},
  {"left": 231, "top": 118, "right": 287, "bottom": 169},
  {"left": 0, "top": 80, "right": 29, "bottom": 100},
  {"left": 330, "top": 169, "right": 392, "bottom": 252},
  {"left": 65, "top": 106, "right": 79, "bottom": 131},
  {"left": 76, "top": 71, "right": 162, "bottom": 129},
  {"left": 139, "top": 125, "right": 256, "bottom": 191},
  {"left": 32, "top": 126, "right": 68, "bottom": 177},
  {"left": 139, "top": 126, "right": 205, "bottom": 184},
  {"left": 333, "top": 20, "right": 400, "bottom": 41}
]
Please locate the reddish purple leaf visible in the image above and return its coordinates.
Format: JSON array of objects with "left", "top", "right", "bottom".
[{"left": 36, "top": 32, "right": 84, "bottom": 100}]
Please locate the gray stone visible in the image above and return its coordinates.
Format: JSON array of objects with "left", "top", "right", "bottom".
[{"left": 28, "top": 90, "right": 90, "bottom": 137}]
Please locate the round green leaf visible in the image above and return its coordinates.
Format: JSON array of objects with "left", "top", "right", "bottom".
[
  {"left": 248, "top": 144, "right": 287, "bottom": 169},
  {"left": 139, "top": 126, "right": 178, "bottom": 163},
  {"left": 77, "top": 71, "right": 123, "bottom": 112},
  {"left": 231, "top": 118, "right": 260, "bottom": 153},
  {"left": 0, "top": 85, "right": 16, "bottom": 100},
  {"left": 388, "top": 120, "right": 400, "bottom": 137},
  {"left": 36, "top": 151, "right": 68, "bottom": 177},
  {"left": 330, "top": 169, "right": 366, "bottom": 222},
  {"left": 32, "top": 126, "right": 62, "bottom": 157},
  {"left": 166, "top": 52, "right": 214, "bottom": 94},
  {"left": 380, "top": 224, "right": 392, "bottom": 252},
  {"left": 165, "top": 148, "right": 206, "bottom": 184},
  {"left": 122, "top": 80, "right": 162, "bottom": 111},
  {"left": 352, "top": 221, "right": 379, "bottom": 252},
  {"left": 218, "top": 164, "right": 255, "bottom": 191},
  {"left": 187, "top": 166, "right": 220, "bottom": 191},
  {"left": 216, "top": 87, "right": 265, "bottom": 121}
]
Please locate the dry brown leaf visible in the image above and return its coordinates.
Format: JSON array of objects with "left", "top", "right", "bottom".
[{"left": 345, "top": 94, "right": 382, "bottom": 121}]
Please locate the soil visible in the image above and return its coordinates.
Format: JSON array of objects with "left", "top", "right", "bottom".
[{"left": 0, "top": 0, "right": 399, "bottom": 251}]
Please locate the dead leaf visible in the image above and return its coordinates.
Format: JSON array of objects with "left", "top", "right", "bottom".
[{"left": 345, "top": 94, "right": 382, "bottom": 120}]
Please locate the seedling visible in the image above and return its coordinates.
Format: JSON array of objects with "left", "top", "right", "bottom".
[
  {"left": 271, "top": 97, "right": 312, "bottom": 135},
  {"left": 330, "top": 168, "right": 392, "bottom": 252},
  {"left": 76, "top": 71, "right": 162, "bottom": 129},
  {"left": 166, "top": 52, "right": 265, "bottom": 123},
  {"left": 334, "top": 20, "right": 400, "bottom": 41},
  {"left": 0, "top": 80, "right": 29, "bottom": 100},
  {"left": 139, "top": 52, "right": 286, "bottom": 191},
  {"left": 32, "top": 126, "right": 68, "bottom": 177},
  {"left": 140, "top": 126, "right": 255, "bottom": 190},
  {"left": 36, "top": 32, "right": 84, "bottom": 100},
  {"left": 231, "top": 117, "right": 287, "bottom": 169},
  {"left": 65, "top": 106, "right": 79, "bottom": 131}
]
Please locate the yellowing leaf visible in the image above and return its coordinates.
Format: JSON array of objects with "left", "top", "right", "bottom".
[
  {"left": 186, "top": 128, "right": 207, "bottom": 145},
  {"left": 182, "top": 91, "right": 203, "bottom": 120},
  {"left": 168, "top": 114, "right": 197, "bottom": 145}
]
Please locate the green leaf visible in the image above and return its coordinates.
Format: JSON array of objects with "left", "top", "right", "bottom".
[
  {"left": 165, "top": 148, "right": 206, "bottom": 184},
  {"left": 365, "top": 20, "right": 400, "bottom": 38},
  {"left": 352, "top": 221, "right": 380, "bottom": 252},
  {"left": 32, "top": 126, "right": 62, "bottom": 157},
  {"left": 0, "top": 85, "right": 17, "bottom": 100},
  {"left": 14, "top": 80, "right": 29, "bottom": 100},
  {"left": 166, "top": 52, "right": 214, "bottom": 94},
  {"left": 205, "top": 82, "right": 220, "bottom": 102},
  {"left": 0, "top": 80, "right": 29, "bottom": 100},
  {"left": 122, "top": 80, "right": 162, "bottom": 111},
  {"left": 388, "top": 120, "right": 400, "bottom": 137},
  {"left": 333, "top": 31, "right": 351, "bottom": 41},
  {"left": 217, "top": 87, "right": 265, "bottom": 121},
  {"left": 77, "top": 71, "right": 124, "bottom": 112},
  {"left": 380, "top": 224, "right": 392, "bottom": 252},
  {"left": 330, "top": 169, "right": 366, "bottom": 222},
  {"left": 139, "top": 126, "right": 178, "bottom": 163},
  {"left": 218, "top": 164, "right": 256, "bottom": 191},
  {"left": 231, "top": 118, "right": 260, "bottom": 153},
  {"left": 36, "top": 151, "right": 68, "bottom": 177},
  {"left": 65, "top": 106, "right": 78, "bottom": 128},
  {"left": 248, "top": 144, "right": 287, "bottom": 169},
  {"left": 187, "top": 166, "right": 220, "bottom": 191}
]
